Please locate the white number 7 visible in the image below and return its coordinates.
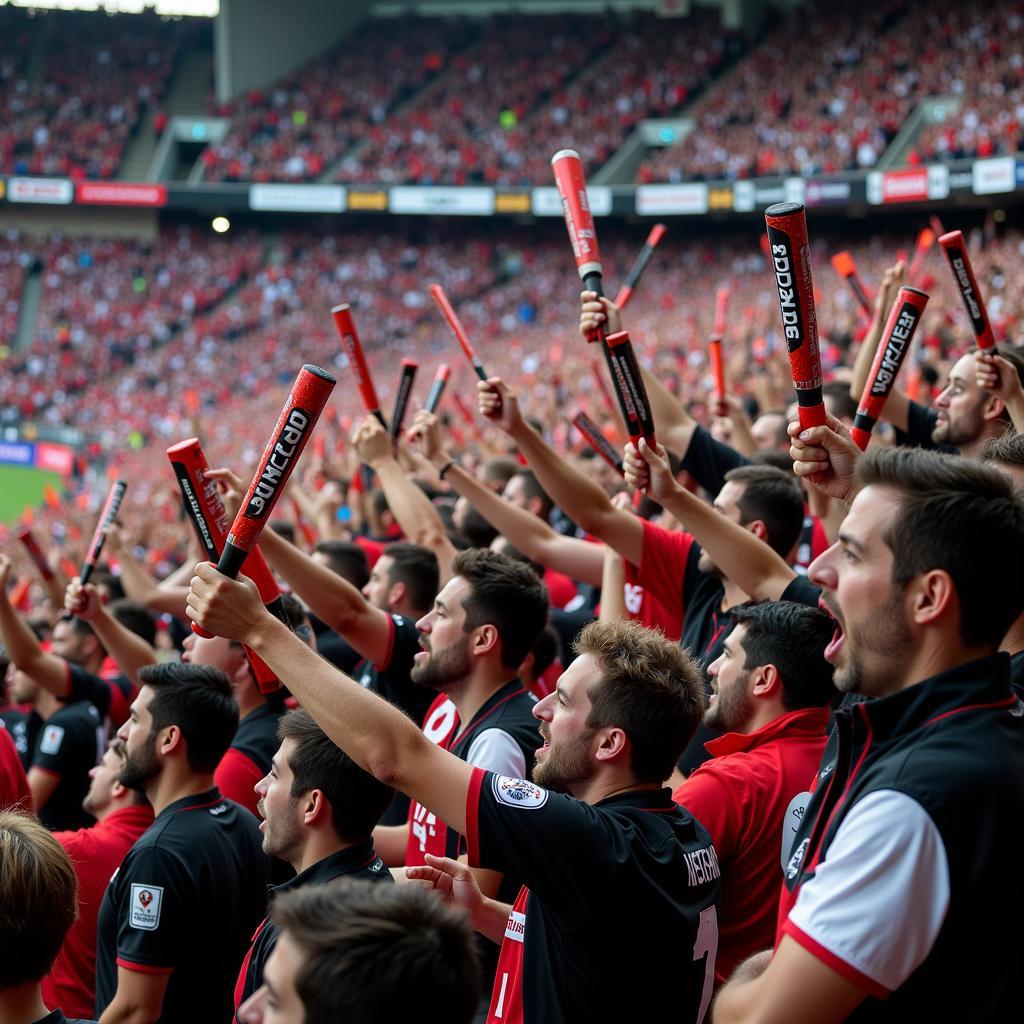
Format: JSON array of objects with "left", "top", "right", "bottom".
[{"left": 692, "top": 905, "right": 719, "bottom": 1023}]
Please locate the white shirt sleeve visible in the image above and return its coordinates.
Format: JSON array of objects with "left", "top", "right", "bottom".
[
  {"left": 786, "top": 788, "right": 950, "bottom": 994},
  {"left": 465, "top": 728, "right": 526, "bottom": 779}
]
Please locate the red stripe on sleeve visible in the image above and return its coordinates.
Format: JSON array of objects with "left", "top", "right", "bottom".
[
  {"left": 465, "top": 767, "right": 486, "bottom": 867},
  {"left": 116, "top": 957, "right": 174, "bottom": 976},
  {"left": 781, "top": 920, "right": 890, "bottom": 1000}
]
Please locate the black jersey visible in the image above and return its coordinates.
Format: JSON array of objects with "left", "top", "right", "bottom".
[
  {"left": 28, "top": 701, "right": 103, "bottom": 831},
  {"left": 778, "top": 655, "right": 1024, "bottom": 1020},
  {"left": 467, "top": 771, "right": 720, "bottom": 1024},
  {"left": 679, "top": 423, "right": 748, "bottom": 497},
  {"left": 96, "top": 787, "right": 267, "bottom": 1023},
  {"left": 234, "top": 840, "right": 390, "bottom": 1014}
]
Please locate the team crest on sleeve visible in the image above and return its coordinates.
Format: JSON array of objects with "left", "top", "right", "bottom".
[
  {"left": 129, "top": 884, "right": 164, "bottom": 931},
  {"left": 39, "top": 724, "right": 65, "bottom": 755},
  {"left": 493, "top": 775, "right": 548, "bottom": 809}
]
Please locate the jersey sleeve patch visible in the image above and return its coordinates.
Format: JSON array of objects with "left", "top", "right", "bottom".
[
  {"left": 130, "top": 884, "right": 165, "bottom": 931},
  {"left": 492, "top": 775, "right": 548, "bottom": 810},
  {"left": 39, "top": 724, "right": 65, "bottom": 755}
]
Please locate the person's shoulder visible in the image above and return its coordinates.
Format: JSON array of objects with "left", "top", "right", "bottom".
[{"left": 51, "top": 699, "right": 101, "bottom": 726}]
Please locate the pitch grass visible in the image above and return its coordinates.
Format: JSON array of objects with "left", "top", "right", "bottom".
[{"left": 0, "top": 466, "right": 63, "bottom": 526}]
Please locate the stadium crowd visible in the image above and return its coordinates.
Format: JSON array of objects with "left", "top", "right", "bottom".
[{"left": 3, "top": 187, "right": 1024, "bottom": 1021}]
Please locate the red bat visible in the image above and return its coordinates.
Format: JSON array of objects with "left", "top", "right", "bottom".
[
  {"left": 390, "top": 359, "right": 419, "bottom": 440},
  {"left": 17, "top": 528, "right": 54, "bottom": 582},
  {"left": 572, "top": 411, "right": 624, "bottom": 476},
  {"left": 552, "top": 149, "right": 654, "bottom": 444},
  {"left": 605, "top": 330, "right": 657, "bottom": 446},
  {"left": 614, "top": 223, "right": 668, "bottom": 310},
  {"left": 850, "top": 287, "right": 930, "bottom": 451},
  {"left": 907, "top": 227, "right": 935, "bottom": 284},
  {"left": 708, "top": 336, "right": 726, "bottom": 407},
  {"left": 429, "top": 285, "right": 488, "bottom": 381},
  {"left": 938, "top": 230, "right": 995, "bottom": 349},
  {"left": 331, "top": 304, "right": 386, "bottom": 427},
  {"left": 193, "top": 365, "right": 335, "bottom": 636},
  {"left": 425, "top": 363, "right": 451, "bottom": 415},
  {"left": 713, "top": 285, "right": 730, "bottom": 338},
  {"left": 830, "top": 250, "right": 873, "bottom": 318},
  {"left": 765, "top": 203, "right": 826, "bottom": 430},
  {"left": 167, "top": 437, "right": 289, "bottom": 691},
  {"left": 79, "top": 480, "right": 127, "bottom": 587}
]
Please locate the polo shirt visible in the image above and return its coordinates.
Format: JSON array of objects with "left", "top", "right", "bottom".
[
  {"left": 233, "top": 840, "right": 390, "bottom": 1013},
  {"left": 43, "top": 805, "right": 155, "bottom": 1019},
  {"left": 28, "top": 701, "right": 104, "bottom": 832},
  {"left": 95, "top": 787, "right": 266, "bottom": 1023},
  {"left": 214, "top": 701, "right": 287, "bottom": 817},
  {"left": 466, "top": 771, "right": 721, "bottom": 1024},
  {"left": 777, "top": 655, "right": 1024, "bottom": 1020},
  {"left": 673, "top": 707, "right": 828, "bottom": 984}
]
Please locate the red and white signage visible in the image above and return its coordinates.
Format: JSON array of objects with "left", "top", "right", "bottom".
[
  {"left": 867, "top": 166, "right": 948, "bottom": 205},
  {"left": 8, "top": 177, "right": 73, "bottom": 205},
  {"left": 76, "top": 182, "right": 168, "bottom": 207},
  {"left": 35, "top": 442, "right": 74, "bottom": 475}
]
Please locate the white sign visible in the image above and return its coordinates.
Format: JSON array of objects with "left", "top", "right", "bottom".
[
  {"left": 635, "top": 183, "right": 708, "bottom": 216},
  {"left": 249, "top": 184, "right": 346, "bottom": 213},
  {"left": 388, "top": 187, "right": 495, "bottom": 216},
  {"left": 972, "top": 157, "right": 1016, "bottom": 195},
  {"left": 8, "top": 177, "right": 73, "bottom": 205}
]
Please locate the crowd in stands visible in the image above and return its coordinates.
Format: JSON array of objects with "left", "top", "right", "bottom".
[
  {"left": 202, "top": 17, "right": 475, "bottom": 183},
  {"left": 0, "top": 10, "right": 197, "bottom": 180}
]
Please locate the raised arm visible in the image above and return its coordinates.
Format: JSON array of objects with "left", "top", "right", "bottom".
[
  {"left": 580, "top": 291, "right": 699, "bottom": 460},
  {"left": 624, "top": 441, "right": 797, "bottom": 602},
  {"left": 65, "top": 580, "right": 157, "bottom": 688},
  {"left": 848, "top": 260, "right": 911, "bottom": 432},
  {"left": 203, "top": 467, "right": 395, "bottom": 667},
  {"left": 186, "top": 567, "right": 472, "bottom": 836},
  {"left": 353, "top": 415, "right": 458, "bottom": 584},
  {"left": 407, "top": 410, "right": 604, "bottom": 586},
  {"left": 479, "top": 378, "right": 643, "bottom": 567},
  {"left": 0, "top": 555, "right": 71, "bottom": 696},
  {"left": 104, "top": 526, "right": 190, "bottom": 620}
]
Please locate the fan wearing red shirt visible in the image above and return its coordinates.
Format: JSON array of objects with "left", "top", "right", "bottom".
[
  {"left": 673, "top": 601, "right": 836, "bottom": 985},
  {"left": 0, "top": 717, "right": 31, "bottom": 811},
  {"left": 42, "top": 741, "right": 153, "bottom": 1019}
]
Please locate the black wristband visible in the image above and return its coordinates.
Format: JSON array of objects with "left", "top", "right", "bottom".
[{"left": 438, "top": 459, "right": 457, "bottom": 480}]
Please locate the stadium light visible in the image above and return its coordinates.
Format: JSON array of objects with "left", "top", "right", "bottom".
[{"left": 211, "top": 216, "right": 230, "bottom": 233}]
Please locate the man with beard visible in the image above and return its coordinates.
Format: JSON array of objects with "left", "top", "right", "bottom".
[
  {"left": 673, "top": 602, "right": 836, "bottom": 986},
  {"left": 95, "top": 663, "right": 266, "bottom": 1024},
  {"left": 852, "top": 346, "right": 1024, "bottom": 457},
  {"left": 233, "top": 709, "right": 393, "bottom": 1015},
  {"left": 186, "top": 560, "right": 721, "bottom": 1024},
  {"left": 715, "top": 444, "right": 1024, "bottom": 1023},
  {"left": 475, "top": 380, "right": 808, "bottom": 776},
  {"left": 43, "top": 741, "right": 153, "bottom": 1020}
]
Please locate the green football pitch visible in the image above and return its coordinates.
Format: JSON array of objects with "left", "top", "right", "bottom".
[{"left": 0, "top": 466, "right": 63, "bottom": 526}]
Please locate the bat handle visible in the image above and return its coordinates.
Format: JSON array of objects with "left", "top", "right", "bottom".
[
  {"left": 850, "top": 426, "right": 872, "bottom": 451},
  {"left": 189, "top": 542, "right": 249, "bottom": 637},
  {"left": 797, "top": 405, "right": 828, "bottom": 431},
  {"left": 472, "top": 360, "right": 489, "bottom": 382}
]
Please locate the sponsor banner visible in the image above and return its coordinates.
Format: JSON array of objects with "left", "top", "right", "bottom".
[
  {"left": 732, "top": 180, "right": 755, "bottom": 213},
  {"left": 250, "top": 183, "right": 345, "bottom": 213},
  {"left": 972, "top": 156, "right": 1016, "bottom": 195},
  {"left": 494, "top": 191, "right": 532, "bottom": 214},
  {"left": 784, "top": 177, "right": 806, "bottom": 205},
  {"left": 76, "top": 181, "right": 168, "bottom": 207},
  {"left": 389, "top": 186, "right": 494, "bottom": 216},
  {"left": 531, "top": 185, "right": 612, "bottom": 218},
  {"left": 35, "top": 442, "right": 74, "bottom": 475},
  {"left": 7, "top": 177, "right": 73, "bottom": 205},
  {"left": 347, "top": 190, "right": 388, "bottom": 211},
  {"left": 707, "top": 186, "right": 733, "bottom": 211},
  {"left": 0, "top": 442, "right": 34, "bottom": 466},
  {"left": 867, "top": 165, "right": 949, "bottom": 205},
  {"left": 805, "top": 179, "right": 851, "bottom": 206},
  {"left": 635, "top": 182, "right": 708, "bottom": 216},
  {"left": 0, "top": 178, "right": 5, "bottom": 202},
  {"left": 949, "top": 170, "right": 974, "bottom": 191}
]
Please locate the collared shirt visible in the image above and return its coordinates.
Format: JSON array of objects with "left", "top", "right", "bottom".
[
  {"left": 674, "top": 707, "right": 829, "bottom": 983},
  {"left": 233, "top": 840, "right": 390, "bottom": 1014},
  {"left": 96, "top": 788, "right": 266, "bottom": 1023}
]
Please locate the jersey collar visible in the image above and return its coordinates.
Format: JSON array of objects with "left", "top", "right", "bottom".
[
  {"left": 594, "top": 786, "right": 677, "bottom": 812},
  {"left": 158, "top": 786, "right": 224, "bottom": 819},
  {"left": 272, "top": 839, "right": 382, "bottom": 894},
  {"left": 704, "top": 706, "right": 830, "bottom": 757}
]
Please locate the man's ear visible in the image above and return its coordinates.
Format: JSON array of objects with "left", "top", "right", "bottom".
[
  {"left": 909, "top": 569, "right": 955, "bottom": 628},
  {"left": 388, "top": 579, "right": 407, "bottom": 608},
  {"left": 750, "top": 663, "right": 781, "bottom": 701},
  {"left": 747, "top": 519, "right": 768, "bottom": 543},
  {"left": 594, "top": 726, "right": 629, "bottom": 764}
]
